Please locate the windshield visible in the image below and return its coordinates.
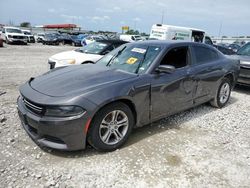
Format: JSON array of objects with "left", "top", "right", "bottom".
[
  {"left": 237, "top": 43, "right": 250, "bottom": 56},
  {"left": 6, "top": 28, "right": 22, "bottom": 34},
  {"left": 134, "top": 36, "right": 142, "bottom": 40},
  {"left": 76, "top": 42, "right": 108, "bottom": 54},
  {"left": 97, "top": 44, "right": 162, "bottom": 74},
  {"left": 45, "top": 33, "right": 59, "bottom": 38}
]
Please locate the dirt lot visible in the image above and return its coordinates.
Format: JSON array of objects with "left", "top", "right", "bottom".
[{"left": 0, "top": 43, "right": 250, "bottom": 188}]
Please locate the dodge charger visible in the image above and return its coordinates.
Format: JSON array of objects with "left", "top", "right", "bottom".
[{"left": 17, "top": 41, "right": 240, "bottom": 151}]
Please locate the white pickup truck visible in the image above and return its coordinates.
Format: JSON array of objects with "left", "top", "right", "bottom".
[{"left": 1, "top": 27, "right": 28, "bottom": 44}]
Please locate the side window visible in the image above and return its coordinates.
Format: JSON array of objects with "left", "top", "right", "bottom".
[
  {"left": 193, "top": 46, "right": 218, "bottom": 64},
  {"left": 160, "top": 47, "right": 188, "bottom": 68}
]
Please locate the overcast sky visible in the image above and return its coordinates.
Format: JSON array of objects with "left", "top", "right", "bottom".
[{"left": 0, "top": 0, "right": 249, "bottom": 36}]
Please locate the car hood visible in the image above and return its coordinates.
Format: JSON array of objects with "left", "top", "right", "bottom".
[
  {"left": 7, "top": 33, "right": 25, "bottom": 36},
  {"left": 50, "top": 50, "right": 103, "bottom": 64},
  {"left": 29, "top": 64, "right": 137, "bottom": 97}
]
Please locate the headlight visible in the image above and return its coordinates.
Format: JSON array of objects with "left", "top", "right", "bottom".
[
  {"left": 8, "top": 35, "right": 13, "bottom": 38},
  {"left": 45, "top": 106, "right": 85, "bottom": 117},
  {"left": 58, "top": 59, "right": 76, "bottom": 65}
]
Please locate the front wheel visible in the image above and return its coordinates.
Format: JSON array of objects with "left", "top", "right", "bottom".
[
  {"left": 210, "top": 78, "right": 232, "bottom": 108},
  {"left": 58, "top": 41, "right": 64, "bottom": 46},
  {"left": 87, "top": 102, "right": 134, "bottom": 151}
]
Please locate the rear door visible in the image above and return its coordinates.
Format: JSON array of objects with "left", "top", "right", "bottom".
[{"left": 189, "top": 44, "right": 223, "bottom": 104}]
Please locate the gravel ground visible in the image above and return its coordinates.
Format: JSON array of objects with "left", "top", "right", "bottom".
[{"left": 0, "top": 43, "right": 250, "bottom": 188}]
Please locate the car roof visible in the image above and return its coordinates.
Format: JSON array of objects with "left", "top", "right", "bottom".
[{"left": 130, "top": 40, "right": 209, "bottom": 48}]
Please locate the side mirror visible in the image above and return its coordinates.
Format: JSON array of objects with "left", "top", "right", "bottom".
[
  {"left": 155, "top": 65, "right": 175, "bottom": 74},
  {"left": 2, "top": 31, "right": 5, "bottom": 34}
]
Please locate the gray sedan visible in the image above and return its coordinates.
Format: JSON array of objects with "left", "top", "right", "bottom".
[
  {"left": 231, "top": 42, "right": 250, "bottom": 85},
  {"left": 17, "top": 41, "right": 240, "bottom": 151}
]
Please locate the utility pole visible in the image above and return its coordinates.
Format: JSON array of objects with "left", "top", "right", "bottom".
[
  {"left": 161, "top": 10, "right": 164, "bottom": 24},
  {"left": 218, "top": 21, "right": 223, "bottom": 42}
]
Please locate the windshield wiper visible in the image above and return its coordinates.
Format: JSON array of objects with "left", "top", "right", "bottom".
[
  {"left": 107, "top": 47, "right": 126, "bottom": 67},
  {"left": 135, "top": 47, "right": 148, "bottom": 74}
]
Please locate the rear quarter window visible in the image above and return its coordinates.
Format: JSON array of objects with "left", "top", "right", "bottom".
[{"left": 193, "top": 46, "right": 219, "bottom": 64}]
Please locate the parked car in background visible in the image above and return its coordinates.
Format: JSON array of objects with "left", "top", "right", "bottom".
[
  {"left": 42, "top": 33, "right": 63, "bottom": 45},
  {"left": 214, "top": 44, "right": 236, "bottom": 55},
  {"left": 48, "top": 40, "right": 127, "bottom": 69},
  {"left": 231, "top": 42, "right": 250, "bottom": 85},
  {"left": 18, "top": 41, "right": 239, "bottom": 151},
  {"left": 228, "top": 43, "right": 241, "bottom": 52},
  {"left": 58, "top": 34, "right": 75, "bottom": 45},
  {"left": 1, "top": 27, "right": 27, "bottom": 44},
  {"left": 22, "top": 30, "right": 35, "bottom": 43},
  {"left": 0, "top": 37, "right": 3, "bottom": 47},
  {"left": 84, "top": 36, "right": 104, "bottom": 45},
  {"left": 119, "top": 34, "right": 143, "bottom": 42},
  {"left": 35, "top": 33, "right": 45, "bottom": 43},
  {"left": 70, "top": 35, "right": 83, "bottom": 46}
]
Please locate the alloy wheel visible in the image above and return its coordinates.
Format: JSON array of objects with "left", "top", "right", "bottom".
[
  {"left": 99, "top": 110, "right": 129, "bottom": 145},
  {"left": 219, "top": 82, "right": 230, "bottom": 104}
]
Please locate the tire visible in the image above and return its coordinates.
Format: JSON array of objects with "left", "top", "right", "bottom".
[
  {"left": 87, "top": 102, "right": 134, "bottom": 151},
  {"left": 210, "top": 78, "right": 232, "bottom": 108},
  {"left": 59, "top": 41, "right": 64, "bottom": 46}
]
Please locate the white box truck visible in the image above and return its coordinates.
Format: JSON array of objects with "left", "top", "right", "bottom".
[{"left": 149, "top": 24, "right": 213, "bottom": 45}]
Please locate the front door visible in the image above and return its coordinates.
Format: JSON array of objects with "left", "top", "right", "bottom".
[{"left": 150, "top": 46, "right": 196, "bottom": 120}]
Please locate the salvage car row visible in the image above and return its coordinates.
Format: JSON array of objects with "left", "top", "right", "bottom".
[{"left": 0, "top": 26, "right": 117, "bottom": 46}]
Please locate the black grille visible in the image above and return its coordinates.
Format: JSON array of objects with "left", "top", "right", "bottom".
[
  {"left": 13, "top": 36, "right": 24, "bottom": 39},
  {"left": 44, "top": 135, "right": 65, "bottom": 144},
  {"left": 23, "top": 98, "right": 44, "bottom": 115}
]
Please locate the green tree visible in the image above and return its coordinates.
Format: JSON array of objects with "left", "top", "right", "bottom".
[
  {"left": 126, "top": 29, "right": 140, "bottom": 35},
  {"left": 20, "top": 22, "right": 31, "bottom": 27}
]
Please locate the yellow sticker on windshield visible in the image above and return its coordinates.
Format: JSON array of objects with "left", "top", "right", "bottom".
[{"left": 126, "top": 57, "right": 138, "bottom": 64}]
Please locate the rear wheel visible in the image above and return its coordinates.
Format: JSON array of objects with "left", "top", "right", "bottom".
[
  {"left": 87, "top": 102, "right": 134, "bottom": 151},
  {"left": 210, "top": 78, "right": 231, "bottom": 108}
]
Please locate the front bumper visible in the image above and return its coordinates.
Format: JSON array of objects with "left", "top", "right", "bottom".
[
  {"left": 238, "top": 66, "right": 250, "bottom": 85},
  {"left": 17, "top": 96, "right": 88, "bottom": 151},
  {"left": 28, "top": 36, "right": 35, "bottom": 43},
  {"left": 8, "top": 37, "right": 27, "bottom": 43}
]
